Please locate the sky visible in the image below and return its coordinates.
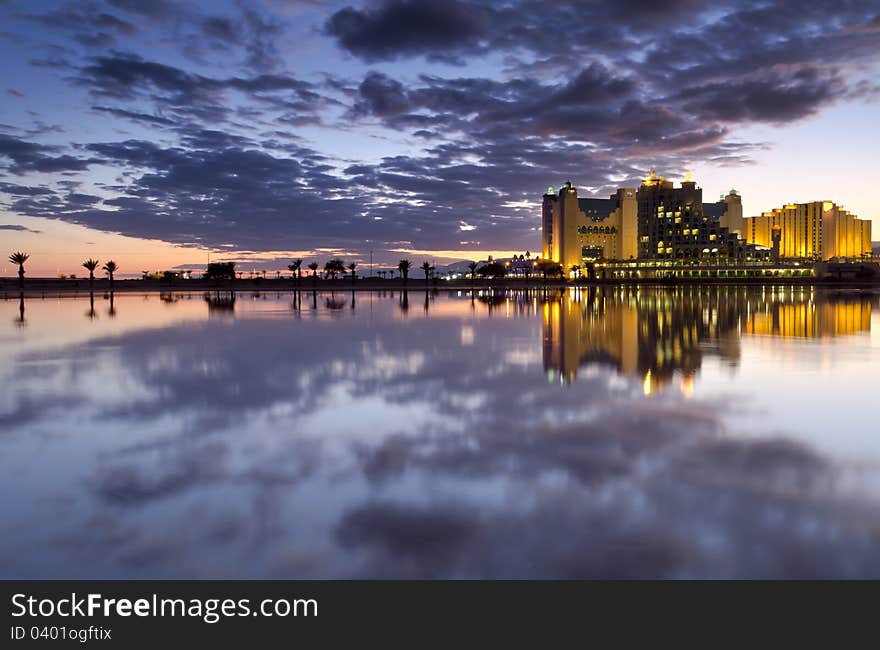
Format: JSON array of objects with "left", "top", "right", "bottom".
[{"left": 1, "top": 0, "right": 879, "bottom": 277}]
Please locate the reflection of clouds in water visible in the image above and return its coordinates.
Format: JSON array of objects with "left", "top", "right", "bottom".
[
  {"left": 343, "top": 405, "right": 875, "bottom": 578},
  {"left": 1, "top": 292, "right": 880, "bottom": 578}
]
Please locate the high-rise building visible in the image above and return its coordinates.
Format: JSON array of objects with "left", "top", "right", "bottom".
[
  {"left": 742, "top": 201, "right": 871, "bottom": 261},
  {"left": 541, "top": 171, "right": 750, "bottom": 269},
  {"left": 542, "top": 182, "right": 638, "bottom": 269},
  {"left": 636, "top": 171, "right": 745, "bottom": 261}
]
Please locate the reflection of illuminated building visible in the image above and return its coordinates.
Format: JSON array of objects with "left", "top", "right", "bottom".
[
  {"left": 743, "top": 202, "right": 872, "bottom": 261},
  {"left": 742, "top": 291, "right": 872, "bottom": 338},
  {"left": 542, "top": 287, "right": 872, "bottom": 393}
]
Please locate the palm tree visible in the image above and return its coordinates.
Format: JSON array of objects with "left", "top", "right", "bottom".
[
  {"left": 308, "top": 262, "right": 319, "bottom": 287},
  {"left": 348, "top": 262, "right": 357, "bottom": 285},
  {"left": 82, "top": 258, "right": 100, "bottom": 288},
  {"left": 324, "top": 259, "right": 345, "bottom": 280},
  {"left": 288, "top": 259, "right": 302, "bottom": 284},
  {"left": 9, "top": 251, "right": 29, "bottom": 288},
  {"left": 398, "top": 259, "right": 411, "bottom": 285},
  {"left": 467, "top": 261, "right": 478, "bottom": 288},
  {"left": 102, "top": 260, "right": 118, "bottom": 289},
  {"left": 421, "top": 261, "right": 432, "bottom": 287}
]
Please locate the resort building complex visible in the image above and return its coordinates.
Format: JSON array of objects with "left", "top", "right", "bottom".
[
  {"left": 541, "top": 171, "right": 871, "bottom": 269},
  {"left": 742, "top": 202, "right": 871, "bottom": 260}
]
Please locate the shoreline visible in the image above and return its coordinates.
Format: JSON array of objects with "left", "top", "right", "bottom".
[{"left": 3, "top": 276, "right": 880, "bottom": 298}]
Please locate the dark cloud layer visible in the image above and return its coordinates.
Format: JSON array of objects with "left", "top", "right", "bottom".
[
  {"left": 326, "top": 1, "right": 491, "bottom": 62},
  {"left": 1, "top": 0, "right": 878, "bottom": 254}
]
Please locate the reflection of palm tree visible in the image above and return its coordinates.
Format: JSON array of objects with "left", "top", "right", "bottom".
[
  {"left": 87, "top": 292, "right": 97, "bottom": 320},
  {"left": 308, "top": 262, "right": 319, "bottom": 288},
  {"left": 16, "top": 293, "right": 25, "bottom": 327},
  {"left": 398, "top": 259, "right": 411, "bottom": 285},
  {"left": 399, "top": 288, "right": 409, "bottom": 314},
  {"left": 102, "top": 260, "right": 118, "bottom": 290},
  {"left": 9, "top": 251, "right": 29, "bottom": 289},
  {"left": 108, "top": 292, "right": 116, "bottom": 318},
  {"left": 82, "top": 258, "right": 99, "bottom": 289}
]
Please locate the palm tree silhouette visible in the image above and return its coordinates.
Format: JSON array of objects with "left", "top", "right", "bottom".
[
  {"left": 288, "top": 259, "right": 303, "bottom": 284},
  {"left": 348, "top": 262, "right": 357, "bottom": 285},
  {"left": 9, "top": 251, "right": 29, "bottom": 289},
  {"left": 324, "top": 259, "right": 345, "bottom": 280},
  {"left": 398, "top": 259, "right": 411, "bottom": 285},
  {"left": 421, "top": 261, "right": 433, "bottom": 287},
  {"left": 82, "top": 258, "right": 100, "bottom": 289},
  {"left": 102, "top": 260, "right": 118, "bottom": 289},
  {"left": 308, "top": 261, "right": 319, "bottom": 287},
  {"left": 468, "top": 261, "right": 478, "bottom": 289}
]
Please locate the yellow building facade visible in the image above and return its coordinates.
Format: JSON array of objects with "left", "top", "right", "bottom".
[
  {"left": 541, "top": 183, "right": 638, "bottom": 269},
  {"left": 542, "top": 176, "right": 747, "bottom": 267},
  {"left": 743, "top": 201, "right": 871, "bottom": 260}
]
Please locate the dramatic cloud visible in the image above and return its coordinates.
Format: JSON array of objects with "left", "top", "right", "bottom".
[
  {"left": 325, "top": 1, "right": 491, "bottom": 62},
  {"left": 0, "top": 224, "right": 41, "bottom": 233},
  {"left": 0, "top": 134, "right": 101, "bottom": 174},
  {"left": 0, "top": 0, "right": 878, "bottom": 256}
]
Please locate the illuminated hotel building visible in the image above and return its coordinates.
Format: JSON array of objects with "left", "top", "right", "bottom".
[
  {"left": 541, "top": 172, "right": 749, "bottom": 269},
  {"left": 743, "top": 202, "right": 872, "bottom": 261},
  {"left": 541, "top": 182, "right": 638, "bottom": 269}
]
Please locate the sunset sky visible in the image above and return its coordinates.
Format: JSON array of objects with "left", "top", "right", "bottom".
[{"left": 1, "top": 0, "right": 879, "bottom": 277}]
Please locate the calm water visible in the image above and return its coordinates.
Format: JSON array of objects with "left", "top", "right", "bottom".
[{"left": 2, "top": 286, "right": 880, "bottom": 578}]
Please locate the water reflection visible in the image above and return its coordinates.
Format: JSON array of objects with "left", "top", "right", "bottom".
[
  {"left": 1, "top": 288, "right": 879, "bottom": 578},
  {"left": 204, "top": 290, "right": 236, "bottom": 314},
  {"left": 16, "top": 293, "right": 25, "bottom": 327},
  {"left": 543, "top": 286, "right": 873, "bottom": 392}
]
